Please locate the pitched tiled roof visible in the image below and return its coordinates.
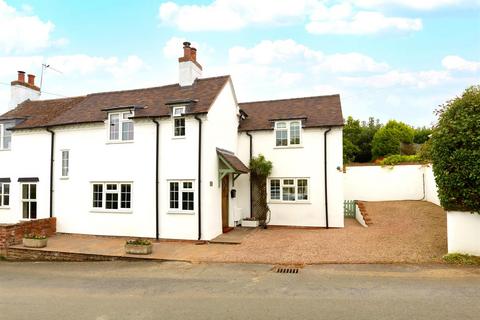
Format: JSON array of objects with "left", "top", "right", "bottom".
[
  {"left": 0, "top": 96, "right": 86, "bottom": 129},
  {"left": 0, "top": 76, "right": 230, "bottom": 129},
  {"left": 217, "top": 148, "right": 249, "bottom": 173},
  {"left": 238, "top": 95, "right": 343, "bottom": 131}
]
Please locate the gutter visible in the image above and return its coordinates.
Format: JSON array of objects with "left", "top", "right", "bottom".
[
  {"left": 324, "top": 127, "right": 332, "bottom": 229},
  {"left": 46, "top": 127, "right": 55, "bottom": 218},
  {"left": 194, "top": 116, "right": 203, "bottom": 241},
  {"left": 246, "top": 132, "right": 253, "bottom": 218},
  {"left": 151, "top": 118, "right": 160, "bottom": 240}
]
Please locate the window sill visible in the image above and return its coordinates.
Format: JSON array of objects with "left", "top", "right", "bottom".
[
  {"left": 0, "top": 206, "right": 10, "bottom": 210},
  {"left": 172, "top": 136, "right": 186, "bottom": 140},
  {"left": 90, "top": 209, "right": 133, "bottom": 214},
  {"left": 0, "top": 149, "right": 11, "bottom": 152},
  {"left": 168, "top": 210, "right": 195, "bottom": 215},
  {"left": 274, "top": 145, "right": 303, "bottom": 149},
  {"left": 268, "top": 201, "right": 311, "bottom": 205},
  {"left": 60, "top": 177, "right": 69, "bottom": 180},
  {"left": 106, "top": 140, "right": 134, "bottom": 145}
]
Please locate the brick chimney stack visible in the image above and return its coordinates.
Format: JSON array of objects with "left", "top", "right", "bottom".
[
  {"left": 9, "top": 71, "right": 41, "bottom": 110},
  {"left": 178, "top": 41, "right": 202, "bottom": 87}
]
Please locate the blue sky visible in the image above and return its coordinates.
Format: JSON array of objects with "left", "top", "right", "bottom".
[{"left": 0, "top": 0, "right": 479, "bottom": 126}]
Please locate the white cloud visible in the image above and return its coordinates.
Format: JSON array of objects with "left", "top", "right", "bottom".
[
  {"left": 339, "top": 70, "right": 451, "bottom": 88},
  {"left": 158, "top": 0, "right": 424, "bottom": 34},
  {"left": 442, "top": 55, "right": 480, "bottom": 72},
  {"left": 306, "top": 3, "right": 422, "bottom": 34},
  {"left": 228, "top": 39, "right": 388, "bottom": 73},
  {"left": 0, "top": 0, "right": 58, "bottom": 53},
  {"left": 352, "top": 0, "right": 476, "bottom": 10}
]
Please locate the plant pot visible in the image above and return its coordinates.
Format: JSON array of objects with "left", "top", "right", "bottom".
[
  {"left": 241, "top": 219, "right": 259, "bottom": 228},
  {"left": 23, "top": 238, "right": 47, "bottom": 248},
  {"left": 125, "top": 243, "right": 153, "bottom": 255}
]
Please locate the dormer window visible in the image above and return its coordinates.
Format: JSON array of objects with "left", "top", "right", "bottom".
[
  {"left": 172, "top": 106, "right": 186, "bottom": 137},
  {"left": 0, "top": 122, "right": 14, "bottom": 150},
  {"left": 108, "top": 111, "right": 134, "bottom": 142},
  {"left": 275, "top": 120, "right": 301, "bottom": 147}
]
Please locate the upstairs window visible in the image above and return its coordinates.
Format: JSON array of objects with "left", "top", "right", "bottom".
[
  {"left": 0, "top": 123, "right": 14, "bottom": 150},
  {"left": 92, "top": 182, "right": 132, "bottom": 211},
  {"left": 0, "top": 182, "right": 10, "bottom": 207},
  {"left": 275, "top": 121, "right": 302, "bottom": 147},
  {"left": 172, "top": 106, "right": 186, "bottom": 137},
  {"left": 169, "top": 180, "right": 194, "bottom": 212},
  {"left": 109, "top": 111, "right": 134, "bottom": 142},
  {"left": 269, "top": 178, "right": 309, "bottom": 203}
]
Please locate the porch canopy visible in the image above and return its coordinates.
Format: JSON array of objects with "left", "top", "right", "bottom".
[{"left": 217, "top": 148, "right": 249, "bottom": 186}]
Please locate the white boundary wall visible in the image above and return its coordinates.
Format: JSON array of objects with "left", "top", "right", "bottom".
[
  {"left": 344, "top": 164, "right": 440, "bottom": 205},
  {"left": 447, "top": 211, "right": 480, "bottom": 255}
]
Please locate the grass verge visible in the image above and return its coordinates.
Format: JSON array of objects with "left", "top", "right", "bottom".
[{"left": 443, "top": 253, "right": 480, "bottom": 266}]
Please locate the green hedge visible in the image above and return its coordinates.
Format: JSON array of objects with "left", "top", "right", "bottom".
[
  {"left": 379, "top": 155, "right": 420, "bottom": 166},
  {"left": 431, "top": 86, "right": 480, "bottom": 213}
]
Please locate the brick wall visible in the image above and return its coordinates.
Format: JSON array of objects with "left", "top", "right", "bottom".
[
  {"left": 0, "top": 218, "right": 56, "bottom": 255},
  {"left": 6, "top": 248, "right": 120, "bottom": 262}
]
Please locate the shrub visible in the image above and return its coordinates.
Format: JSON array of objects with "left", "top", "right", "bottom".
[
  {"left": 413, "top": 126, "right": 433, "bottom": 144},
  {"left": 371, "top": 120, "right": 414, "bottom": 159},
  {"left": 343, "top": 116, "right": 381, "bottom": 163},
  {"left": 430, "top": 86, "right": 480, "bottom": 213},
  {"left": 126, "top": 239, "right": 151, "bottom": 246},
  {"left": 249, "top": 154, "right": 273, "bottom": 177},
  {"left": 23, "top": 233, "right": 47, "bottom": 240},
  {"left": 417, "top": 139, "right": 432, "bottom": 162},
  {"left": 379, "top": 155, "right": 420, "bottom": 166},
  {"left": 443, "top": 253, "right": 480, "bottom": 265}
]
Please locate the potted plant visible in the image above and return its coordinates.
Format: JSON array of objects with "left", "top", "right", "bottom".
[
  {"left": 125, "top": 239, "right": 153, "bottom": 255},
  {"left": 23, "top": 233, "right": 48, "bottom": 248},
  {"left": 241, "top": 217, "right": 259, "bottom": 228}
]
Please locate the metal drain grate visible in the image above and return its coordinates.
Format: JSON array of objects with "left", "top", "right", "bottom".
[{"left": 274, "top": 267, "right": 299, "bottom": 274}]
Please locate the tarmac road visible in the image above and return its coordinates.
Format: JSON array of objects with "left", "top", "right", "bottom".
[{"left": 0, "top": 261, "right": 479, "bottom": 320}]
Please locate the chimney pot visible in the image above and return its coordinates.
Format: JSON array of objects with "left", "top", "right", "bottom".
[
  {"left": 17, "top": 71, "right": 25, "bottom": 82},
  {"left": 27, "top": 74, "right": 35, "bottom": 86},
  {"left": 183, "top": 41, "right": 191, "bottom": 47}
]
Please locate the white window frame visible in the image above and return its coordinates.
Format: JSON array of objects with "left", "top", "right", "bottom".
[
  {"left": 274, "top": 120, "right": 302, "bottom": 147},
  {"left": 0, "top": 123, "right": 13, "bottom": 151},
  {"left": 0, "top": 182, "right": 10, "bottom": 208},
  {"left": 172, "top": 106, "right": 185, "bottom": 117},
  {"left": 21, "top": 183, "right": 37, "bottom": 219},
  {"left": 168, "top": 180, "right": 195, "bottom": 213},
  {"left": 172, "top": 106, "right": 186, "bottom": 138},
  {"left": 267, "top": 178, "right": 310, "bottom": 203},
  {"left": 107, "top": 111, "right": 134, "bottom": 142},
  {"left": 90, "top": 182, "right": 133, "bottom": 213},
  {"left": 61, "top": 150, "right": 69, "bottom": 178}
]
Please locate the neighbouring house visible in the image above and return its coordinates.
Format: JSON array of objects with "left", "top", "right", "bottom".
[{"left": 0, "top": 42, "right": 344, "bottom": 241}]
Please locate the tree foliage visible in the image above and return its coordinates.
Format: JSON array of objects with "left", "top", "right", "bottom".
[
  {"left": 343, "top": 116, "right": 381, "bottom": 163},
  {"left": 413, "top": 126, "right": 433, "bottom": 144},
  {"left": 431, "top": 86, "right": 480, "bottom": 213},
  {"left": 371, "top": 120, "right": 415, "bottom": 159}
]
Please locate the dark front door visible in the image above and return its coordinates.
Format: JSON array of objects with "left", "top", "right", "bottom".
[{"left": 221, "top": 175, "right": 230, "bottom": 233}]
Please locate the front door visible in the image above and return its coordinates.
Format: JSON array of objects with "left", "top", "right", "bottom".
[{"left": 221, "top": 175, "right": 230, "bottom": 233}]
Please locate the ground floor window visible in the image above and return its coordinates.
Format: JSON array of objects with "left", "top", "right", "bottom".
[
  {"left": 268, "top": 178, "right": 309, "bottom": 203},
  {"left": 169, "top": 180, "right": 194, "bottom": 212},
  {"left": 92, "top": 182, "right": 132, "bottom": 211},
  {"left": 0, "top": 182, "right": 10, "bottom": 207},
  {"left": 21, "top": 183, "right": 37, "bottom": 219}
]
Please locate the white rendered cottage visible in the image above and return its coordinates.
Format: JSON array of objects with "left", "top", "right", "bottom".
[{"left": 0, "top": 42, "right": 344, "bottom": 241}]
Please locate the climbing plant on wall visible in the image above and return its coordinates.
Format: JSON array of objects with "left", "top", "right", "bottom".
[{"left": 249, "top": 154, "right": 273, "bottom": 226}]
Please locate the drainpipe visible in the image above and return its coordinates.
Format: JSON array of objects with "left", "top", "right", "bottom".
[
  {"left": 246, "top": 132, "right": 253, "bottom": 218},
  {"left": 46, "top": 127, "right": 55, "bottom": 218},
  {"left": 324, "top": 127, "right": 332, "bottom": 229},
  {"left": 151, "top": 118, "right": 160, "bottom": 240},
  {"left": 194, "top": 116, "right": 202, "bottom": 241}
]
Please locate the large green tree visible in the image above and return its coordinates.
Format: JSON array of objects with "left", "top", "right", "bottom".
[
  {"left": 431, "top": 86, "right": 480, "bottom": 213},
  {"left": 371, "top": 120, "right": 414, "bottom": 159},
  {"left": 343, "top": 116, "right": 381, "bottom": 163}
]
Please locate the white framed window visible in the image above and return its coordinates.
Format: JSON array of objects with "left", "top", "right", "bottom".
[
  {"left": 169, "top": 180, "right": 194, "bottom": 212},
  {"left": 173, "top": 118, "right": 185, "bottom": 137},
  {"left": 0, "top": 182, "right": 10, "bottom": 207},
  {"left": 275, "top": 120, "right": 302, "bottom": 147},
  {"left": 21, "top": 183, "right": 37, "bottom": 219},
  {"left": 61, "top": 150, "right": 69, "bottom": 178},
  {"left": 173, "top": 106, "right": 185, "bottom": 117},
  {"left": 91, "top": 182, "right": 132, "bottom": 211},
  {"left": 108, "top": 111, "right": 134, "bottom": 142},
  {"left": 0, "top": 123, "right": 14, "bottom": 150},
  {"left": 268, "top": 178, "right": 309, "bottom": 203}
]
